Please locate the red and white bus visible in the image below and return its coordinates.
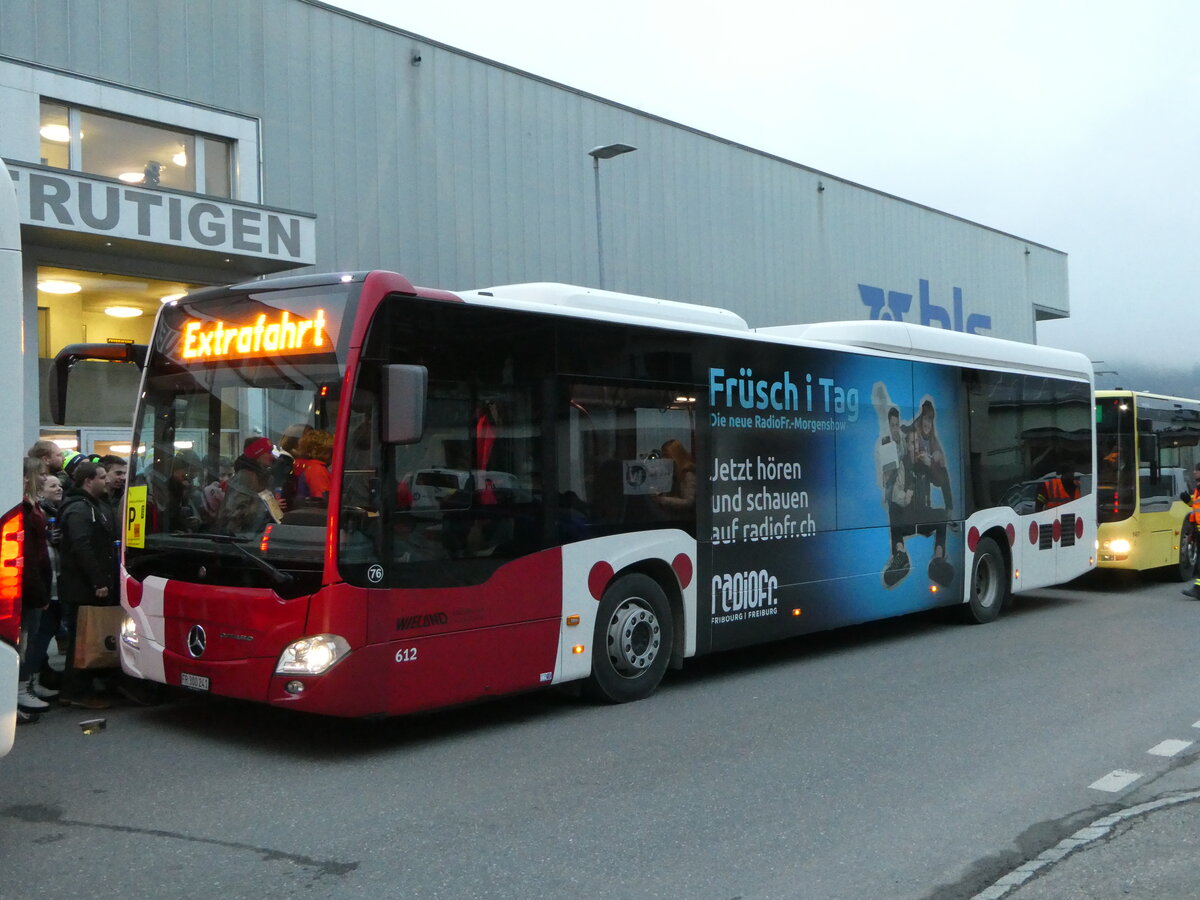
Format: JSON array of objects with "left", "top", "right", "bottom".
[
  {"left": 54, "top": 271, "right": 1096, "bottom": 717},
  {"left": 1, "top": 159, "right": 27, "bottom": 754}
]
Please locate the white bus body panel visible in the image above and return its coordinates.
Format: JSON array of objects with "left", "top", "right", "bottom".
[
  {"left": 555, "top": 531, "right": 697, "bottom": 685},
  {"left": 0, "top": 158, "right": 24, "bottom": 755}
]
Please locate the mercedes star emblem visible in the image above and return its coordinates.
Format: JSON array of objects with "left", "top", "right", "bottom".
[{"left": 187, "top": 624, "right": 206, "bottom": 658}]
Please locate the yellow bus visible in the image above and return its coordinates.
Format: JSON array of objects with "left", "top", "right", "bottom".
[{"left": 1096, "top": 390, "right": 1200, "bottom": 578}]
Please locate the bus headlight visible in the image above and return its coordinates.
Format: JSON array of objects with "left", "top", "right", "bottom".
[
  {"left": 275, "top": 634, "right": 350, "bottom": 676},
  {"left": 120, "top": 616, "right": 139, "bottom": 649},
  {"left": 1105, "top": 539, "right": 1132, "bottom": 555}
]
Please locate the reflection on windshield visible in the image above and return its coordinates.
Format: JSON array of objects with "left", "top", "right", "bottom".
[{"left": 126, "top": 361, "right": 341, "bottom": 594}]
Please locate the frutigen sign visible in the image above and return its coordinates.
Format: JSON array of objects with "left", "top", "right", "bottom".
[{"left": 6, "top": 161, "right": 316, "bottom": 266}]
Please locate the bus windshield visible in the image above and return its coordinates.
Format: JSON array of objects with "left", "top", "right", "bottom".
[{"left": 123, "top": 282, "right": 355, "bottom": 596}]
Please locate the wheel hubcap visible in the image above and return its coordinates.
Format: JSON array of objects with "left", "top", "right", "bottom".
[
  {"left": 974, "top": 556, "right": 997, "bottom": 608},
  {"left": 606, "top": 599, "right": 662, "bottom": 677}
]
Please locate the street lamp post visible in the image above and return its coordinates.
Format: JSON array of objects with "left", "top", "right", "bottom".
[{"left": 588, "top": 143, "right": 636, "bottom": 289}]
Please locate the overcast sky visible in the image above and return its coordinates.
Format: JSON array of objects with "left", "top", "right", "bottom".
[{"left": 327, "top": 0, "right": 1197, "bottom": 371}]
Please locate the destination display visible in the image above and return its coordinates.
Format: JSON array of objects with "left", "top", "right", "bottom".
[{"left": 155, "top": 285, "right": 352, "bottom": 368}]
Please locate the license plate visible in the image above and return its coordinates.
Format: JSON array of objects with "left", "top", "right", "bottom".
[{"left": 180, "top": 672, "right": 210, "bottom": 691}]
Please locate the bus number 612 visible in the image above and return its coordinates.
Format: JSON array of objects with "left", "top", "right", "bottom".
[{"left": 395, "top": 647, "right": 418, "bottom": 663}]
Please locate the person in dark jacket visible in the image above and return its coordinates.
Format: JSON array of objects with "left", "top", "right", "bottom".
[
  {"left": 57, "top": 459, "right": 118, "bottom": 709},
  {"left": 217, "top": 437, "right": 277, "bottom": 534}
]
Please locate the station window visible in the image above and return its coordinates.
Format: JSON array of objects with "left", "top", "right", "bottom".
[
  {"left": 38, "top": 99, "right": 233, "bottom": 197},
  {"left": 36, "top": 265, "right": 205, "bottom": 429}
]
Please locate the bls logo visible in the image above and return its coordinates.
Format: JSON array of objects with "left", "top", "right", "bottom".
[{"left": 858, "top": 279, "right": 992, "bottom": 335}]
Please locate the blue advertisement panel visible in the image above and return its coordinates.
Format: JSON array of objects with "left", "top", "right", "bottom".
[{"left": 698, "top": 341, "right": 964, "bottom": 651}]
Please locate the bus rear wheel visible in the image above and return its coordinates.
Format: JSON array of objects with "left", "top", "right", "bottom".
[
  {"left": 584, "top": 574, "right": 674, "bottom": 703},
  {"left": 963, "top": 537, "right": 1008, "bottom": 624}
]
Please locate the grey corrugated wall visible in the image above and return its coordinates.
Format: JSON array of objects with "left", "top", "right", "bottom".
[{"left": 0, "top": 0, "right": 1067, "bottom": 340}]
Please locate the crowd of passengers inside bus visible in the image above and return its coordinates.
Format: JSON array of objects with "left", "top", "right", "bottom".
[{"left": 142, "top": 425, "right": 334, "bottom": 535}]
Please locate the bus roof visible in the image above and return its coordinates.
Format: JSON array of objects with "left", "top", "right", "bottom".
[
  {"left": 195, "top": 272, "right": 1092, "bottom": 381},
  {"left": 462, "top": 281, "right": 1092, "bottom": 381},
  {"left": 760, "top": 320, "right": 1094, "bottom": 380},
  {"left": 458, "top": 282, "right": 751, "bottom": 332}
]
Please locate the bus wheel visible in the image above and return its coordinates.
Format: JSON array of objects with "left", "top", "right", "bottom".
[
  {"left": 585, "top": 574, "right": 674, "bottom": 703},
  {"left": 1176, "top": 523, "right": 1198, "bottom": 582},
  {"left": 963, "top": 537, "right": 1008, "bottom": 624}
]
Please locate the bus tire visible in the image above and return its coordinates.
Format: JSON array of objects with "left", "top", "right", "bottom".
[
  {"left": 963, "top": 537, "right": 1007, "bottom": 624},
  {"left": 584, "top": 573, "right": 674, "bottom": 704},
  {"left": 1176, "top": 522, "right": 1197, "bottom": 582}
]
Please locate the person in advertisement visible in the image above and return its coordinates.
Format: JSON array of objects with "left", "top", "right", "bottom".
[{"left": 874, "top": 386, "right": 955, "bottom": 589}]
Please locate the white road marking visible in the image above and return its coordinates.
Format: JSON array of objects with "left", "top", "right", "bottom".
[
  {"left": 1192, "top": 720, "right": 1200, "bottom": 729},
  {"left": 973, "top": 789, "right": 1200, "bottom": 899},
  {"left": 1147, "top": 738, "right": 1193, "bottom": 757},
  {"left": 1088, "top": 769, "right": 1142, "bottom": 793}
]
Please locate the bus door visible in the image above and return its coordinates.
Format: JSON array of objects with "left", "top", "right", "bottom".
[
  {"left": 1136, "top": 432, "right": 1183, "bottom": 567},
  {"left": 362, "top": 360, "right": 561, "bottom": 710}
]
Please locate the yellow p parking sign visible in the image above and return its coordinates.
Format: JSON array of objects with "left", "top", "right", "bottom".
[{"left": 126, "top": 485, "right": 147, "bottom": 549}]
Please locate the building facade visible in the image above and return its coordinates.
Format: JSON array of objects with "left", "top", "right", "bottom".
[{"left": 0, "top": 0, "right": 1069, "bottom": 453}]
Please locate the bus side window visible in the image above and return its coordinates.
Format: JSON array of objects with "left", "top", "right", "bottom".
[
  {"left": 338, "top": 392, "right": 383, "bottom": 568},
  {"left": 559, "top": 382, "right": 698, "bottom": 539}
]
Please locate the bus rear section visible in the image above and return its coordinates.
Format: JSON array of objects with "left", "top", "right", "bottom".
[
  {"left": 1095, "top": 391, "right": 1200, "bottom": 579},
  {"left": 0, "top": 505, "right": 21, "bottom": 753},
  {"left": 0, "top": 157, "right": 23, "bottom": 753}
]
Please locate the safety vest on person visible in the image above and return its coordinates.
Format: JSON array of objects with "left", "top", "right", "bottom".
[
  {"left": 1037, "top": 477, "right": 1078, "bottom": 510},
  {"left": 1189, "top": 488, "right": 1200, "bottom": 526}
]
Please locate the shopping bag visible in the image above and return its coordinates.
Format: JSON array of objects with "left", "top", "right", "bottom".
[{"left": 74, "top": 605, "right": 124, "bottom": 670}]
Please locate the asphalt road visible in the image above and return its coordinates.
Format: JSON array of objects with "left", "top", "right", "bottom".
[{"left": 3, "top": 569, "right": 1199, "bottom": 899}]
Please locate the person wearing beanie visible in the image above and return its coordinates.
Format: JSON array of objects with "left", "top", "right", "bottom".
[{"left": 215, "top": 436, "right": 277, "bottom": 534}]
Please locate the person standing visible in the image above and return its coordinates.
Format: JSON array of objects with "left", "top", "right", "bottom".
[
  {"left": 652, "top": 438, "right": 697, "bottom": 521},
  {"left": 217, "top": 437, "right": 276, "bottom": 533},
  {"left": 270, "top": 424, "right": 310, "bottom": 509},
  {"left": 57, "top": 460, "right": 117, "bottom": 710},
  {"left": 293, "top": 429, "right": 334, "bottom": 505},
  {"left": 98, "top": 454, "right": 128, "bottom": 551},
  {"left": 27, "top": 439, "right": 67, "bottom": 490},
  {"left": 1183, "top": 463, "right": 1200, "bottom": 599},
  {"left": 98, "top": 455, "right": 127, "bottom": 514},
  {"left": 17, "top": 459, "right": 54, "bottom": 717},
  {"left": 29, "top": 471, "right": 64, "bottom": 695}
]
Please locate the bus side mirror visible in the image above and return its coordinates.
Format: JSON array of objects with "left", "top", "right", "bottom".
[
  {"left": 382, "top": 364, "right": 427, "bottom": 444},
  {"left": 49, "top": 343, "right": 147, "bottom": 425}
]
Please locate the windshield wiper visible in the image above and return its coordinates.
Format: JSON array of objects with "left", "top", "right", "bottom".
[{"left": 188, "top": 532, "right": 295, "bottom": 586}]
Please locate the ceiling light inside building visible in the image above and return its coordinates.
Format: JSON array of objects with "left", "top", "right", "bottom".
[
  {"left": 37, "top": 280, "right": 82, "bottom": 294},
  {"left": 173, "top": 149, "right": 188, "bottom": 167},
  {"left": 40, "top": 124, "right": 71, "bottom": 143},
  {"left": 105, "top": 306, "right": 144, "bottom": 318},
  {"left": 118, "top": 172, "right": 145, "bottom": 183}
]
